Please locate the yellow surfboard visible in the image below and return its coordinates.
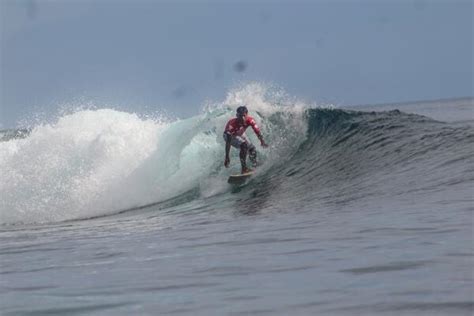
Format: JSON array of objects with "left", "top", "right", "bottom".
[{"left": 227, "top": 172, "right": 254, "bottom": 184}]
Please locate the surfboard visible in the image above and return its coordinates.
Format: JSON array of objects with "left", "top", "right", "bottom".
[{"left": 228, "top": 172, "right": 254, "bottom": 184}]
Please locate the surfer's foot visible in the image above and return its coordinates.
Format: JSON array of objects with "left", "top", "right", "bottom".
[{"left": 241, "top": 167, "right": 253, "bottom": 174}]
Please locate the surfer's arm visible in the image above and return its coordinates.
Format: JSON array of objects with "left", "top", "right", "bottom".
[
  {"left": 248, "top": 117, "right": 268, "bottom": 148},
  {"left": 257, "top": 134, "right": 268, "bottom": 148}
]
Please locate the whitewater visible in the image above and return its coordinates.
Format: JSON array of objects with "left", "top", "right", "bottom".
[{"left": 1, "top": 85, "right": 473, "bottom": 315}]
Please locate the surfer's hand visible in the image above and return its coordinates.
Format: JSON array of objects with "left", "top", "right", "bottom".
[
  {"left": 260, "top": 139, "right": 268, "bottom": 148},
  {"left": 224, "top": 156, "right": 230, "bottom": 168}
]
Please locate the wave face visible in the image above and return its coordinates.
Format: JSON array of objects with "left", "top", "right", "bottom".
[
  {"left": 1, "top": 88, "right": 473, "bottom": 225},
  {"left": 254, "top": 108, "right": 474, "bottom": 214}
]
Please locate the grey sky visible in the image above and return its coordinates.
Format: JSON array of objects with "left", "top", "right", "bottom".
[{"left": 1, "top": 0, "right": 472, "bottom": 127}]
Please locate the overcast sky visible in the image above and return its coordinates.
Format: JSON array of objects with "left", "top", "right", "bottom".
[{"left": 1, "top": 0, "right": 472, "bottom": 127}]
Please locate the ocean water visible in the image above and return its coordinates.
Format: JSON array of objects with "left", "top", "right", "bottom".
[{"left": 1, "top": 87, "right": 473, "bottom": 315}]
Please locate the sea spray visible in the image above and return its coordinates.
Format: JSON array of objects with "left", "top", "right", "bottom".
[{"left": 0, "top": 109, "right": 164, "bottom": 224}]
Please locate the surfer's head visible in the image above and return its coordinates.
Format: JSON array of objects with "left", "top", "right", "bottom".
[{"left": 236, "top": 106, "right": 248, "bottom": 121}]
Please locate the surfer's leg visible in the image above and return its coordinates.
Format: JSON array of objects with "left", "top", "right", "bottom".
[
  {"left": 248, "top": 143, "right": 257, "bottom": 167},
  {"left": 239, "top": 142, "right": 248, "bottom": 172},
  {"left": 228, "top": 135, "right": 251, "bottom": 173}
]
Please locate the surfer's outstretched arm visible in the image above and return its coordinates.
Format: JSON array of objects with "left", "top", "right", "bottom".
[
  {"left": 257, "top": 134, "right": 268, "bottom": 148},
  {"left": 248, "top": 117, "right": 268, "bottom": 148}
]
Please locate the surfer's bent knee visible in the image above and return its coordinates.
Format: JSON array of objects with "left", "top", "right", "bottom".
[{"left": 248, "top": 144, "right": 256, "bottom": 153}]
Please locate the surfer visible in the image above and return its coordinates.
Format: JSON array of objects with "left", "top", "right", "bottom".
[{"left": 223, "top": 106, "right": 268, "bottom": 174}]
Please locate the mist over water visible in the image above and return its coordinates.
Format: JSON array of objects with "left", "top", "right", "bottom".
[{"left": 0, "top": 84, "right": 472, "bottom": 315}]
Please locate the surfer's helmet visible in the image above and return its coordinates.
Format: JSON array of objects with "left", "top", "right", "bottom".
[{"left": 236, "top": 106, "right": 248, "bottom": 118}]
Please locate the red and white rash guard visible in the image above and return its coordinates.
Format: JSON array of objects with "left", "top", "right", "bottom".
[{"left": 224, "top": 116, "right": 261, "bottom": 137}]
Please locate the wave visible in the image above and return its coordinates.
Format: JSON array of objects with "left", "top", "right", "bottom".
[
  {"left": 1, "top": 86, "right": 473, "bottom": 225},
  {"left": 0, "top": 84, "right": 308, "bottom": 224},
  {"left": 259, "top": 108, "right": 474, "bottom": 210}
]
